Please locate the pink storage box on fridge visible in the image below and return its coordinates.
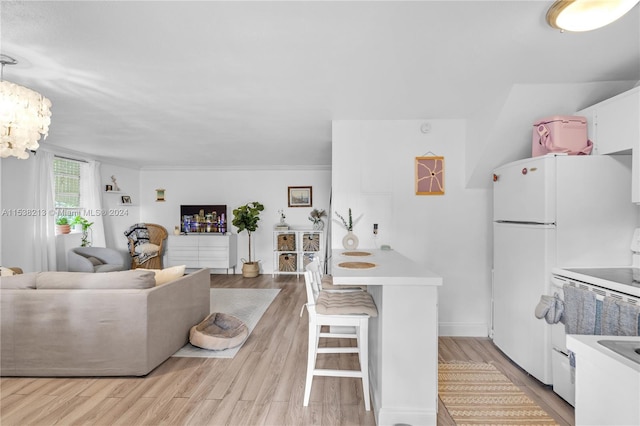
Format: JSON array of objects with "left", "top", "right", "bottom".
[{"left": 532, "top": 115, "right": 592, "bottom": 157}]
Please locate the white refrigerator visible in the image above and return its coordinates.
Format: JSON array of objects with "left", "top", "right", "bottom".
[{"left": 492, "top": 154, "right": 636, "bottom": 385}]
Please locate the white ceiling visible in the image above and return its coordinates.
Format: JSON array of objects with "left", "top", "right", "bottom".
[{"left": 2, "top": 1, "right": 639, "bottom": 170}]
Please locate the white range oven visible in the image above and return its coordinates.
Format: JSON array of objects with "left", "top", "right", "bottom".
[{"left": 550, "top": 266, "right": 640, "bottom": 406}]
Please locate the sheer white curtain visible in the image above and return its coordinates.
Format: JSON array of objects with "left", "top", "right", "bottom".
[
  {"left": 80, "top": 160, "right": 106, "bottom": 247},
  {"left": 33, "top": 150, "right": 57, "bottom": 271}
]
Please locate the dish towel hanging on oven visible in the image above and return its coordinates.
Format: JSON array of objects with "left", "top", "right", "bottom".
[
  {"left": 602, "top": 297, "right": 640, "bottom": 336},
  {"left": 563, "top": 284, "right": 597, "bottom": 335}
]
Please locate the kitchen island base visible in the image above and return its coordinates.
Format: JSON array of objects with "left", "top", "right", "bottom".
[{"left": 331, "top": 249, "right": 442, "bottom": 425}]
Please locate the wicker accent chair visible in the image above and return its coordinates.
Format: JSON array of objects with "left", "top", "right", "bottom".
[{"left": 127, "top": 223, "right": 168, "bottom": 270}]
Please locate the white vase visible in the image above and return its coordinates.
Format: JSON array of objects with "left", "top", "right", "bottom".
[
  {"left": 313, "top": 220, "right": 324, "bottom": 231},
  {"left": 342, "top": 231, "right": 359, "bottom": 250}
]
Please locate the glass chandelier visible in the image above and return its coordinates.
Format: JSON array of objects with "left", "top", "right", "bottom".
[{"left": 0, "top": 54, "right": 52, "bottom": 159}]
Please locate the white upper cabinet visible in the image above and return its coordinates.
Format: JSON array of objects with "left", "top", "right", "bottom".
[
  {"left": 577, "top": 86, "right": 639, "bottom": 155},
  {"left": 577, "top": 86, "right": 640, "bottom": 202}
]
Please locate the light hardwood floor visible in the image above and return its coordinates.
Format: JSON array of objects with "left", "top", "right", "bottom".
[{"left": 1, "top": 273, "right": 574, "bottom": 425}]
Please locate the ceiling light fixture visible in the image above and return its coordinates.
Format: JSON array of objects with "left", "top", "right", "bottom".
[
  {"left": 546, "top": 0, "right": 640, "bottom": 32},
  {"left": 0, "top": 54, "right": 52, "bottom": 159}
]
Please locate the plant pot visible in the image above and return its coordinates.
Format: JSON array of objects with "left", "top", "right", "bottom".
[
  {"left": 242, "top": 261, "right": 260, "bottom": 278},
  {"left": 56, "top": 224, "right": 71, "bottom": 235}
]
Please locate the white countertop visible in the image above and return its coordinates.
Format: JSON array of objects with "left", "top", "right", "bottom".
[
  {"left": 567, "top": 335, "right": 640, "bottom": 426},
  {"left": 331, "top": 249, "right": 443, "bottom": 286},
  {"left": 567, "top": 335, "right": 640, "bottom": 373}
]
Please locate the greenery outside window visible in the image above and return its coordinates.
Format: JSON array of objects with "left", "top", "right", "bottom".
[{"left": 53, "top": 157, "right": 82, "bottom": 220}]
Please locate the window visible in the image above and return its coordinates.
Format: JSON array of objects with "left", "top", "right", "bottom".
[{"left": 53, "top": 157, "right": 81, "bottom": 216}]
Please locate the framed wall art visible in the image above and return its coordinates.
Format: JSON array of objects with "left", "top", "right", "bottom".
[
  {"left": 155, "top": 188, "right": 165, "bottom": 202},
  {"left": 288, "top": 186, "right": 312, "bottom": 207},
  {"left": 415, "top": 156, "right": 445, "bottom": 195}
]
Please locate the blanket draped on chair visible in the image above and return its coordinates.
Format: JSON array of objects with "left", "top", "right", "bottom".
[{"left": 124, "top": 223, "right": 158, "bottom": 265}]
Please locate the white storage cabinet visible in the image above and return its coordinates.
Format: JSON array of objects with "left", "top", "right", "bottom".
[
  {"left": 167, "top": 234, "right": 237, "bottom": 273},
  {"left": 577, "top": 86, "right": 640, "bottom": 202},
  {"left": 273, "top": 230, "right": 324, "bottom": 277}
]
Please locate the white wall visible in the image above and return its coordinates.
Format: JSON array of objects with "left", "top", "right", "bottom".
[
  {"left": 99, "top": 163, "right": 141, "bottom": 251},
  {"left": 138, "top": 167, "right": 331, "bottom": 274},
  {"left": 1, "top": 156, "right": 39, "bottom": 271},
  {"left": 332, "top": 120, "right": 492, "bottom": 336}
]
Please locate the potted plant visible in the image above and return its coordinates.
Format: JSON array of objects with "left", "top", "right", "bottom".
[
  {"left": 56, "top": 217, "right": 71, "bottom": 234},
  {"left": 71, "top": 215, "right": 94, "bottom": 247},
  {"left": 232, "top": 201, "right": 265, "bottom": 278},
  {"left": 308, "top": 208, "right": 327, "bottom": 230}
]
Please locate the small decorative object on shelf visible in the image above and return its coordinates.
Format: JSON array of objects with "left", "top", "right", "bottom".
[
  {"left": 110, "top": 175, "right": 120, "bottom": 192},
  {"left": 275, "top": 209, "right": 289, "bottom": 230},
  {"left": 308, "top": 208, "right": 326, "bottom": 231},
  {"left": 121, "top": 195, "right": 132, "bottom": 204}
]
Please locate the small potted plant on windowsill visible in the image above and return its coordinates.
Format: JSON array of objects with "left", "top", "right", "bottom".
[
  {"left": 56, "top": 217, "right": 71, "bottom": 235},
  {"left": 232, "top": 201, "right": 264, "bottom": 278}
]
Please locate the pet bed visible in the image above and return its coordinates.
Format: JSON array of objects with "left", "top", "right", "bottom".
[{"left": 189, "top": 312, "right": 249, "bottom": 351}]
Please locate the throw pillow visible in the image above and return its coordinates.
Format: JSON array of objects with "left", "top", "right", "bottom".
[
  {"left": 134, "top": 243, "right": 160, "bottom": 255},
  {"left": 139, "top": 265, "right": 186, "bottom": 286},
  {"left": 0, "top": 266, "right": 16, "bottom": 276}
]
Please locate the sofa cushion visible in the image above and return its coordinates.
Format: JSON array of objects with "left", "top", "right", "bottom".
[
  {"left": 36, "top": 270, "right": 156, "bottom": 290},
  {"left": 94, "top": 264, "right": 128, "bottom": 273},
  {"left": 138, "top": 265, "right": 186, "bottom": 286},
  {"left": 86, "top": 256, "right": 104, "bottom": 266},
  {"left": 0, "top": 272, "right": 37, "bottom": 289}
]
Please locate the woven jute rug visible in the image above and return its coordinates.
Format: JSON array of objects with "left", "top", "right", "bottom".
[{"left": 438, "top": 362, "right": 559, "bottom": 425}]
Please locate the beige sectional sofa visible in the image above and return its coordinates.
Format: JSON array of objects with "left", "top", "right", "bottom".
[{"left": 1, "top": 268, "right": 210, "bottom": 377}]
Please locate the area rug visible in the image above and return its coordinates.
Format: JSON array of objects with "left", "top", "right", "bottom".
[
  {"left": 438, "top": 362, "right": 559, "bottom": 425},
  {"left": 172, "top": 288, "right": 280, "bottom": 359}
]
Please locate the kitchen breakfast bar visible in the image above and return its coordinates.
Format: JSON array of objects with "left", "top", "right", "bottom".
[{"left": 330, "top": 249, "right": 443, "bottom": 426}]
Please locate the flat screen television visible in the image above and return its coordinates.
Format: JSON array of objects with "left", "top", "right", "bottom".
[{"left": 180, "top": 204, "right": 227, "bottom": 233}]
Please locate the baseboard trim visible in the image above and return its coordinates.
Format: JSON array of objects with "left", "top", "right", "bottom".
[
  {"left": 439, "top": 322, "right": 489, "bottom": 337},
  {"left": 376, "top": 407, "right": 437, "bottom": 426}
]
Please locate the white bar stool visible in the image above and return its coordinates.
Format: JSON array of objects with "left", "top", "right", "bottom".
[
  {"left": 301, "top": 269, "right": 378, "bottom": 411},
  {"left": 305, "top": 257, "right": 366, "bottom": 292}
]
